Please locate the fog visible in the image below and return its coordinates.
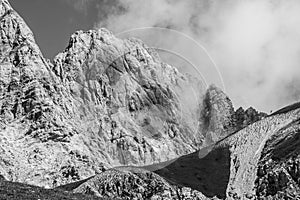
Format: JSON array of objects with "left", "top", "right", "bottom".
[{"left": 68, "top": 0, "right": 300, "bottom": 112}]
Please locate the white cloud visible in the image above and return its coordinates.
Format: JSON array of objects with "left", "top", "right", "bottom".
[{"left": 94, "top": 0, "right": 300, "bottom": 112}]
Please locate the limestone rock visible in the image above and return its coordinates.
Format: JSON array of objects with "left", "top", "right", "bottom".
[
  {"left": 0, "top": 0, "right": 236, "bottom": 189},
  {"left": 3, "top": 1, "right": 298, "bottom": 200}
]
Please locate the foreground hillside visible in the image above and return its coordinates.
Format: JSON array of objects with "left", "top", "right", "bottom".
[
  {"left": 1, "top": 0, "right": 300, "bottom": 199},
  {"left": 0, "top": 177, "right": 104, "bottom": 200}
]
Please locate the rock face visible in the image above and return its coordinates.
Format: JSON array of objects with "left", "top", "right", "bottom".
[
  {"left": 0, "top": 0, "right": 236, "bottom": 189},
  {"left": 3, "top": 1, "right": 300, "bottom": 200}
]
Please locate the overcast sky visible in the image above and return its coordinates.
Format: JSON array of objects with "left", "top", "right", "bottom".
[{"left": 9, "top": 0, "right": 300, "bottom": 112}]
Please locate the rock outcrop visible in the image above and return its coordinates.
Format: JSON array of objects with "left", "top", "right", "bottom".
[
  {"left": 234, "top": 106, "right": 267, "bottom": 130},
  {"left": 61, "top": 168, "right": 209, "bottom": 200},
  {"left": 199, "top": 85, "right": 236, "bottom": 145}
]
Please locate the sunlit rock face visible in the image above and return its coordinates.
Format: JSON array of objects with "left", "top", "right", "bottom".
[
  {"left": 0, "top": 0, "right": 236, "bottom": 188},
  {"left": 5, "top": 1, "right": 300, "bottom": 199}
]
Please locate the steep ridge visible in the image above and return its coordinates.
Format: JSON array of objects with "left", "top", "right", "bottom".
[{"left": 0, "top": 0, "right": 237, "bottom": 190}]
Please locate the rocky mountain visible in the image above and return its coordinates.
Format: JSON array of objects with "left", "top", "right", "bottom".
[
  {"left": 0, "top": 0, "right": 235, "bottom": 189},
  {"left": 1, "top": 0, "right": 300, "bottom": 199}
]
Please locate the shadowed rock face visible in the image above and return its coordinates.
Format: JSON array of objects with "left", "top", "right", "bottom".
[
  {"left": 154, "top": 145, "right": 231, "bottom": 198},
  {"left": 0, "top": 0, "right": 236, "bottom": 189}
]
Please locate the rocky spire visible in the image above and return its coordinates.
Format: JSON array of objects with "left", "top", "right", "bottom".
[{"left": 199, "top": 84, "right": 236, "bottom": 145}]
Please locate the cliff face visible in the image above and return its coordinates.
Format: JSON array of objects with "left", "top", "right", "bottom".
[
  {"left": 0, "top": 0, "right": 236, "bottom": 189},
  {"left": 3, "top": 1, "right": 299, "bottom": 200}
]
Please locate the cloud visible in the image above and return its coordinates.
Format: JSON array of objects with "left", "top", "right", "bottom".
[
  {"left": 61, "top": 0, "right": 94, "bottom": 15},
  {"left": 94, "top": 0, "right": 300, "bottom": 112}
]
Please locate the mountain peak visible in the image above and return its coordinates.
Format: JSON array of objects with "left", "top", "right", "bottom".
[
  {"left": 3, "top": 1, "right": 299, "bottom": 199},
  {"left": 0, "top": 0, "right": 11, "bottom": 15},
  {"left": 0, "top": 0, "right": 44, "bottom": 67},
  {"left": 1, "top": 0, "right": 213, "bottom": 188}
]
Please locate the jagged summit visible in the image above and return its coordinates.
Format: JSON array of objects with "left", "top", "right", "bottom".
[
  {"left": 0, "top": 0, "right": 43, "bottom": 58},
  {"left": 0, "top": 0, "right": 236, "bottom": 191},
  {"left": 199, "top": 84, "right": 235, "bottom": 144},
  {"left": 2, "top": 1, "right": 300, "bottom": 199}
]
